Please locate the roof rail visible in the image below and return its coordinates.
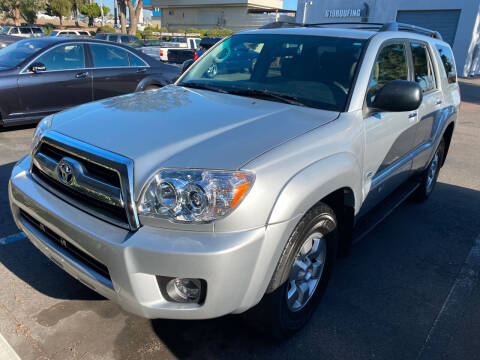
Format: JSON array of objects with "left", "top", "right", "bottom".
[
  {"left": 259, "top": 21, "right": 443, "bottom": 40},
  {"left": 260, "top": 22, "right": 304, "bottom": 29},
  {"left": 380, "top": 22, "right": 443, "bottom": 40}
]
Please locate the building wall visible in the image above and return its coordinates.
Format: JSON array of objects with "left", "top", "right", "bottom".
[
  {"left": 152, "top": 0, "right": 282, "bottom": 9},
  {"left": 159, "top": 5, "right": 293, "bottom": 31},
  {"left": 296, "top": 0, "right": 480, "bottom": 76}
]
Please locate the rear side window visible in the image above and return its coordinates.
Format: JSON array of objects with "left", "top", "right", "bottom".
[
  {"left": 121, "top": 36, "right": 129, "bottom": 43},
  {"left": 109, "top": 35, "right": 119, "bottom": 42},
  {"left": 78, "top": 31, "right": 89, "bottom": 36},
  {"left": 411, "top": 42, "right": 435, "bottom": 92},
  {"left": 90, "top": 44, "right": 130, "bottom": 67},
  {"left": 129, "top": 53, "right": 146, "bottom": 67},
  {"left": 32, "top": 28, "right": 43, "bottom": 34},
  {"left": 367, "top": 42, "right": 408, "bottom": 104},
  {"left": 20, "top": 28, "right": 32, "bottom": 34},
  {"left": 435, "top": 44, "right": 457, "bottom": 84}
]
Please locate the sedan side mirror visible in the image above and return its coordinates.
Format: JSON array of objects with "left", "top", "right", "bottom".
[
  {"left": 181, "top": 59, "right": 194, "bottom": 74},
  {"left": 372, "top": 80, "right": 422, "bottom": 112},
  {"left": 29, "top": 62, "right": 46, "bottom": 73}
]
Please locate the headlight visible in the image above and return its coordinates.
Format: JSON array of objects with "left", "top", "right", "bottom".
[
  {"left": 138, "top": 169, "right": 255, "bottom": 223},
  {"left": 31, "top": 115, "right": 53, "bottom": 152}
]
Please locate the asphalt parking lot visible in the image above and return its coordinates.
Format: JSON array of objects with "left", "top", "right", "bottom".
[{"left": 0, "top": 79, "right": 479, "bottom": 360}]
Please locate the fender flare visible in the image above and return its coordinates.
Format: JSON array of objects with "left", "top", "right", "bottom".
[
  {"left": 268, "top": 152, "right": 363, "bottom": 225},
  {"left": 135, "top": 75, "right": 167, "bottom": 92}
]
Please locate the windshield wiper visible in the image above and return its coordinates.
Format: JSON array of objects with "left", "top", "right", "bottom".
[
  {"left": 225, "top": 88, "right": 305, "bottom": 107},
  {"left": 181, "top": 82, "right": 229, "bottom": 94}
]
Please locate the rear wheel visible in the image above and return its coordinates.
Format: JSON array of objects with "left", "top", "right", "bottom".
[
  {"left": 245, "top": 202, "right": 338, "bottom": 339},
  {"left": 412, "top": 138, "right": 445, "bottom": 202}
]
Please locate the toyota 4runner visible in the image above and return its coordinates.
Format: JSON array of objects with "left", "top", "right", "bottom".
[{"left": 9, "top": 22, "right": 460, "bottom": 338}]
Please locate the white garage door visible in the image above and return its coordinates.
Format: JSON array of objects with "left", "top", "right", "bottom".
[{"left": 396, "top": 10, "right": 461, "bottom": 46}]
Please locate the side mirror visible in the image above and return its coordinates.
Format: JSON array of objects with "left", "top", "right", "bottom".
[
  {"left": 29, "top": 62, "right": 46, "bottom": 73},
  {"left": 181, "top": 59, "right": 194, "bottom": 74},
  {"left": 372, "top": 80, "right": 422, "bottom": 112}
]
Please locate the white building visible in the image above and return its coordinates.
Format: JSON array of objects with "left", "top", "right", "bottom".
[
  {"left": 148, "top": 0, "right": 295, "bottom": 32},
  {"left": 297, "top": 0, "right": 480, "bottom": 77}
]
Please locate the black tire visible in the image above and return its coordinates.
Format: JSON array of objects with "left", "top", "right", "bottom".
[
  {"left": 412, "top": 138, "right": 445, "bottom": 202},
  {"left": 245, "top": 202, "right": 338, "bottom": 339}
]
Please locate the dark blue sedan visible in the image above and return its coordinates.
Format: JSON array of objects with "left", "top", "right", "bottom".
[{"left": 0, "top": 37, "right": 180, "bottom": 127}]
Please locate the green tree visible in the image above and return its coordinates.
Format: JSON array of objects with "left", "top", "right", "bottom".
[
  {"left": 0, "top": 0, "right": 45, "bottom": 25},
  {"left": 71, "top": 0, "right": 85, "bottom": 26},
  {"left": 47, "top": 0, "right": 72, "bottom": 26},
  {"left": 79, "top": 3, "right": 108, "bottom": 27}
]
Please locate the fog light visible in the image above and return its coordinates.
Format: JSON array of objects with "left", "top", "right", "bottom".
[{"left": 166, "top": 278, "right": 202, "bottom": 303}]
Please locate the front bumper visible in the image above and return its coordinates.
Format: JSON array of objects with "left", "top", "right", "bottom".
[{"left": 9, "top": 156, "right": 296, "bottom": 319}]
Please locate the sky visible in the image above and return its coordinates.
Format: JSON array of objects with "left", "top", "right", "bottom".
[{"left": 99, "top": 0, "right": 299, "bottom": 15}]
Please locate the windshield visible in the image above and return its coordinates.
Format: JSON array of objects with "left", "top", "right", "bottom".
[
  {"left": 0, "top": 27, "right": 10, "bottom": 34},
  {"left": 179, "top": 34, "right": 365, "bottom": 111},
  {"left": 0, "top": 39, "right": 49, "bottom": 68}
]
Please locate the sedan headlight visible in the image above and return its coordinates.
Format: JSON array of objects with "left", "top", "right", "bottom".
[
  {"left": 31, "top": 115, "right": 53, "bottom": 152},
  {"left": 138, "top": 169, "right": 255, "bottom": 223}
]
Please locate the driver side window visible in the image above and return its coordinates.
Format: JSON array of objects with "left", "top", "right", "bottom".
[
  {"left": 35, "top": 44, "right": 85, "bottom": 71},
  {"left": 367, "top": 42, "right": 408, "bottom": 106}
]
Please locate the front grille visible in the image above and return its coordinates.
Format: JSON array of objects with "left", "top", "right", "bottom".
[
  {"left": 30, "top": 132, "right": 139, "bottom": 230},
  {"left": 38, "top": 142, "right": 121, "bottom": 188},
  {"left": 21, "top": 209, "right": 111, "bottom": 281},
  {"left": 31, "top": 165, "right": 129, "bottom": 224}
]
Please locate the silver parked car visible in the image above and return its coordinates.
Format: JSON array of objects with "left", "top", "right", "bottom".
[{"left": 9, "top": 22, "right": 460, "bottom": 338}]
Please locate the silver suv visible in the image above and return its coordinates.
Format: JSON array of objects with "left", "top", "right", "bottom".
[{"left": 9, "top": 22, "right": 460, "bottom": 338}]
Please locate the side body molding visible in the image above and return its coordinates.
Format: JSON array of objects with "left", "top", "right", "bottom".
[{"left": 268, "top": 152, "right": 363, "bottom": 225}]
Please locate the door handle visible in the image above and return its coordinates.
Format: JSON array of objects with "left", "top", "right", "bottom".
[
  {"left": 75, "top": 71, "right": 88, "bottom": 79},
  {"left": 408, "top": 112, "right": 417, "bottom": 118},
  {"left": 136, "top": 68, "right": 147, "bottom": 73}
]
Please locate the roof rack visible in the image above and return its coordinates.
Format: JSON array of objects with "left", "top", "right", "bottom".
[{"left": 260, "top": 21, "right": 443, "bottom": 40}]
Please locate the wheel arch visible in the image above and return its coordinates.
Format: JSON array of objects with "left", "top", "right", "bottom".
[
  {"left": 135, "top": 75, "right": 166, "bottom": 92},
  {"left": 264, "top": 153, "right": 361, "bottom": 293},
  {"left": 441, "top": 121, "right": 455, "bottom": 167}
]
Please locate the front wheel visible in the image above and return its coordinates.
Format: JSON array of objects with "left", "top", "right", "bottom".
[
  {"left": 412, "top": 138, "right": 445, "bottom": 202},
  {"left": 245, "top": 202, "right": 338, "bottom": 339}
]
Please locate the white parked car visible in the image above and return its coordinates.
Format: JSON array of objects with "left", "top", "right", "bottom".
[
  {"left": 49, "top": 29, "right": 92, "bottom": 37},
  {"left": 0, "top": 26, "right": 44, "bottom": 37}
]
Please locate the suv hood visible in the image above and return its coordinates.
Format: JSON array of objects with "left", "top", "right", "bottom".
[{"left": 51, "top": 85, "right": 338, "bottom": 194}]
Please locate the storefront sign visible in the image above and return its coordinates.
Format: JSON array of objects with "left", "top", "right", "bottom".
[{"left": 324, "top": 8, "right": 361, "bottom": 18}]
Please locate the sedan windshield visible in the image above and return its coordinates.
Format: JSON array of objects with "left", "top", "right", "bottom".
[
  {"left": 0, "top": 39, "right": 49, "bottom": 68},
  {"left": 179, "top": 34, "right": 365, "bottom": 111}
]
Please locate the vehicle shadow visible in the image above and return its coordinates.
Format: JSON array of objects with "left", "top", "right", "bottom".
[
  {"left": 141, "top": 182, "right": 480, "bottom": 360},
  {"left": 0, "top": 123, "right": 36, "bottom": 133}
]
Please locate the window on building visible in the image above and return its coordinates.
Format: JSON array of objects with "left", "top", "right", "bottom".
[
  {"left": 435, "top": 44, "right": 457, "bottom": 84},
  {"left": 411, "top": 42, "right": 435, "bottom": 92}
]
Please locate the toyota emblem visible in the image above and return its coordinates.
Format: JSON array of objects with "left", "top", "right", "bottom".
[{"left": 57, "top": 159, "right": 74, "bottom": 185}]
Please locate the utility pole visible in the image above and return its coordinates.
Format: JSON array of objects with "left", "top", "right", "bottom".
[
  {"left": 302, "top": 1, "right": 313, "bottom": 24},
  {"left": 100, "top": 0, "right": 105, "bottom": 26},
  {"left": 114, "top": 0, "right": 118, "bottom": 27}
]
